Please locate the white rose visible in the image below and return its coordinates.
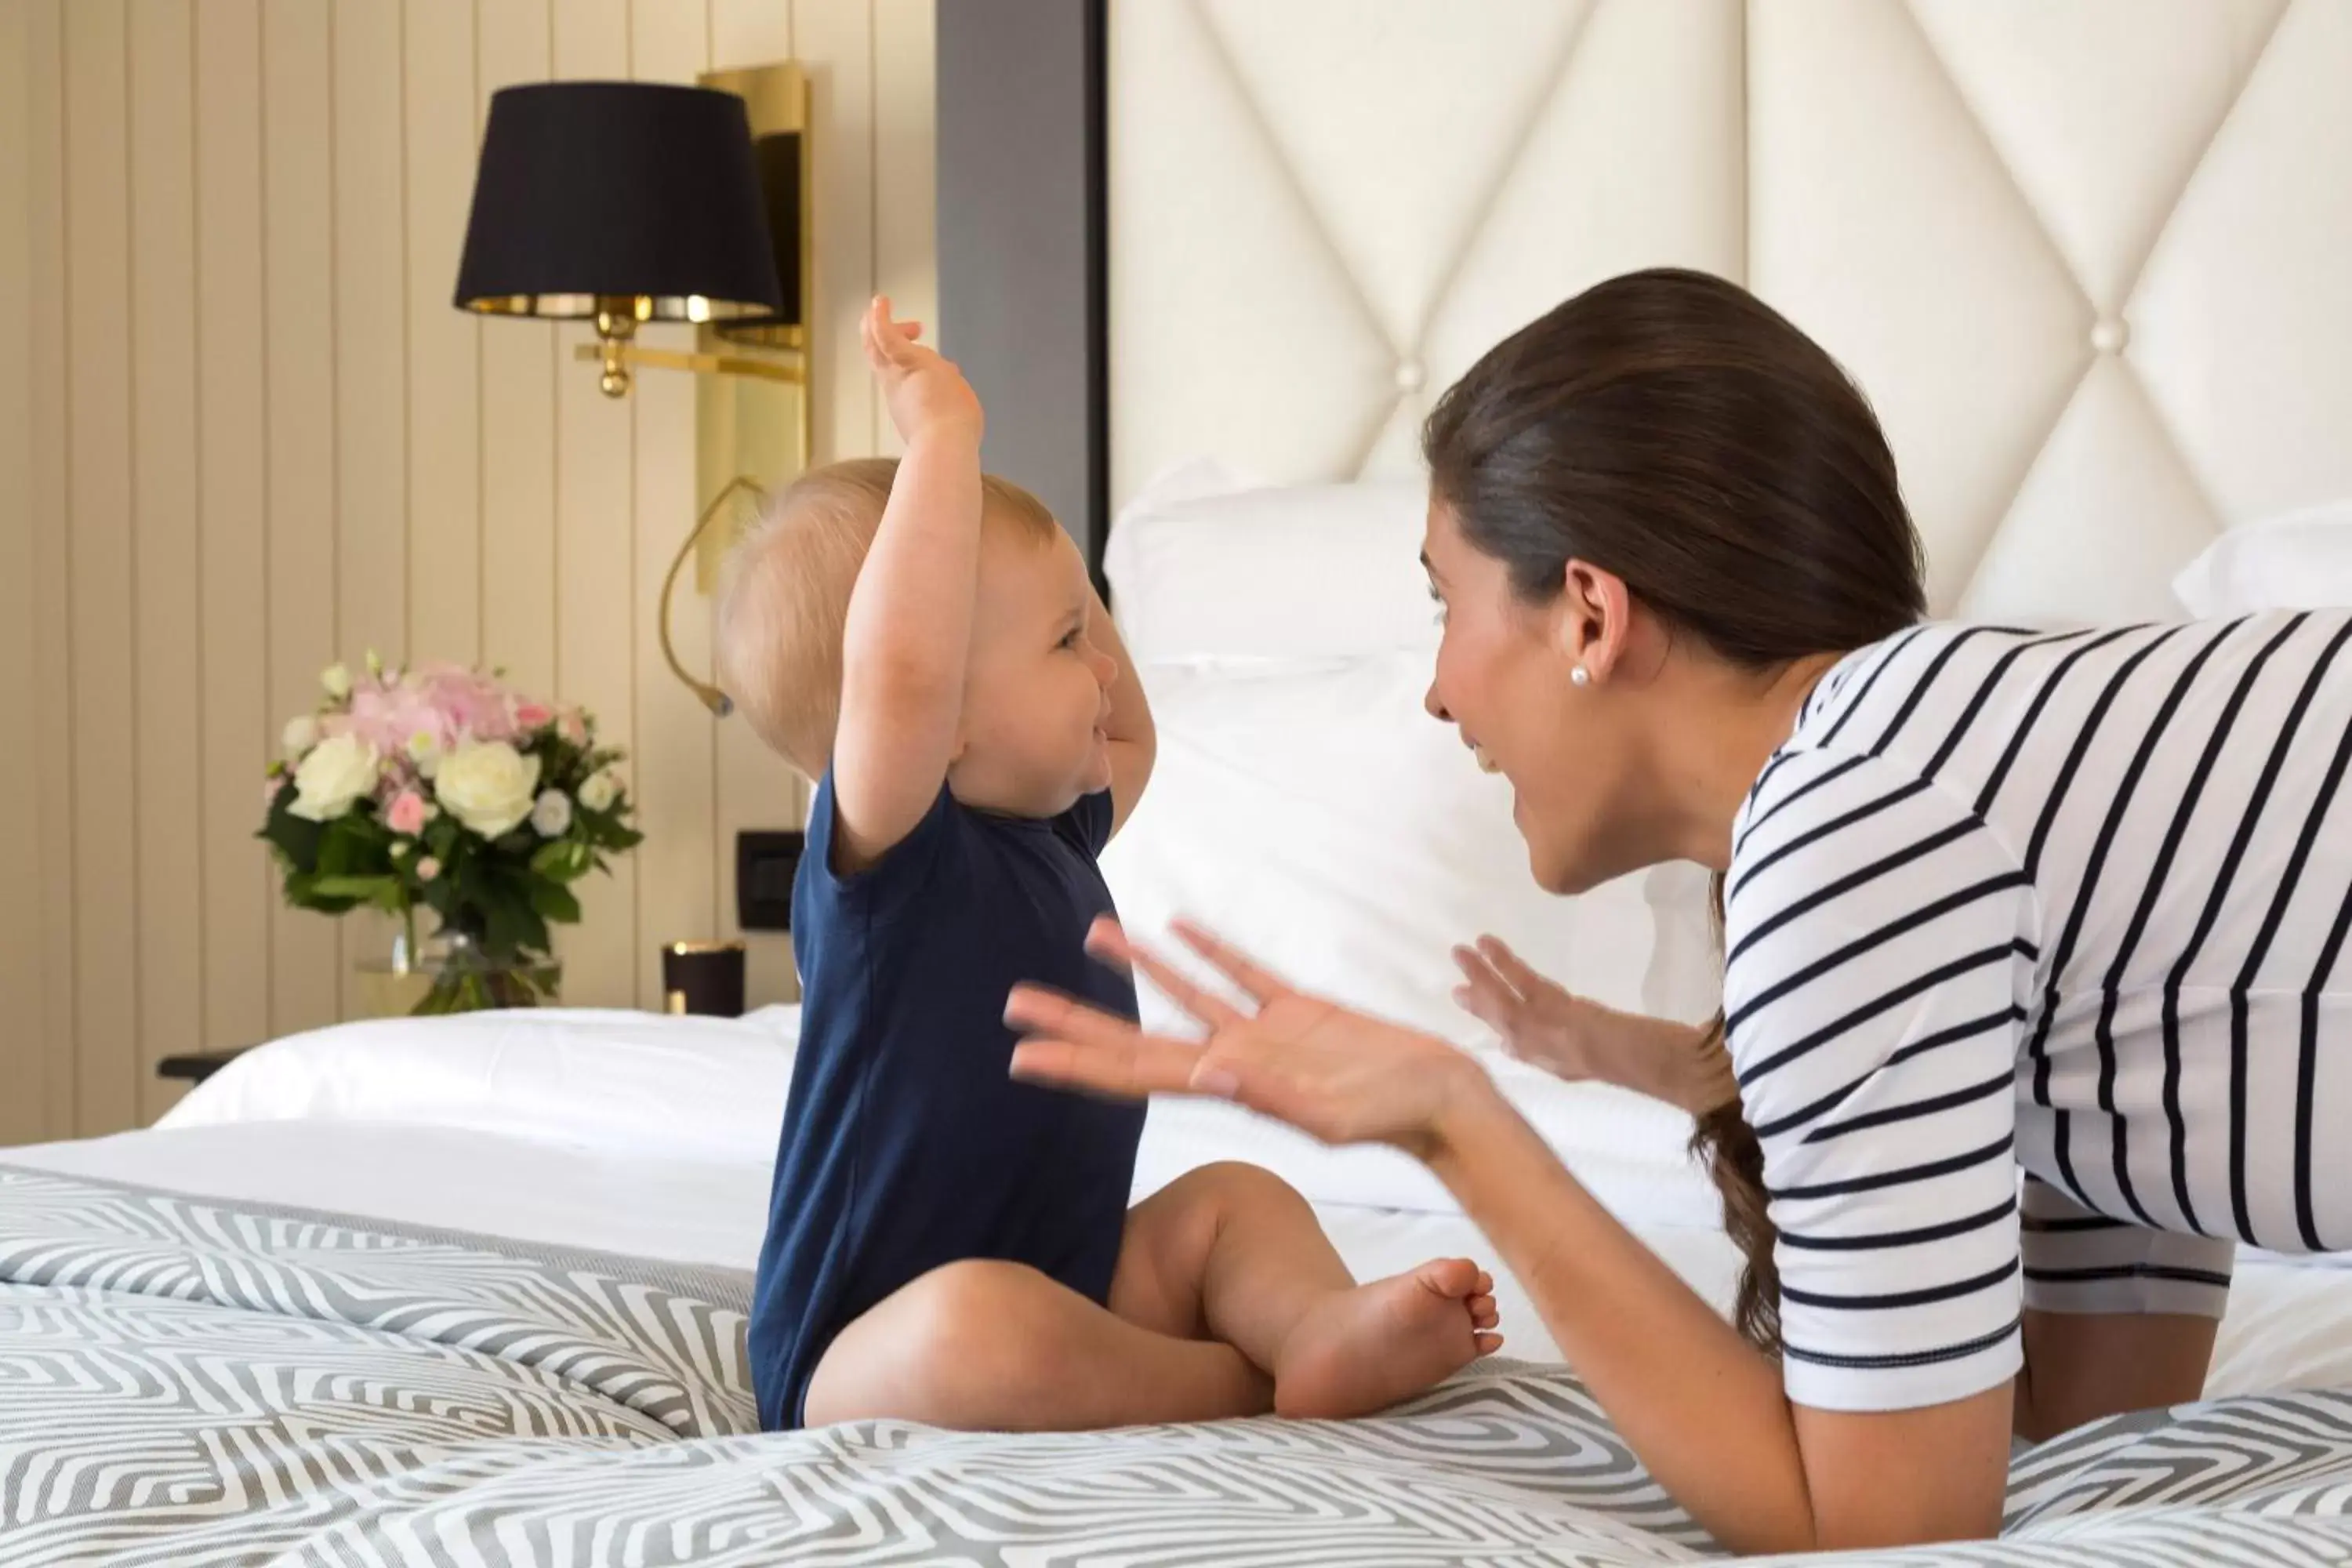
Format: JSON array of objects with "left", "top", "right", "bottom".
[
  {"left": 288, "top": 735, "right": 379, "bottom": 822},
  {"left": 530, "top": 789, "right": 572, "bottom": 838},
  {"left": 578, "top": 771, "right": 621, "bottom": 813},
  {"left": 281, "top": 715, "right": 319, "bottom": 758},
  {"left": 434, "top": 741, "right": 542, "bottom": 839},
  {"left": 321, "top": 662, "right": 352, "bottom": 701},
  {"left": 407, "top": 730, "right": 443, "bottom": 778}
]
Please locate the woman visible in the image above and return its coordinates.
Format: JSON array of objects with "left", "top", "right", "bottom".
[{"left": 1003, "top": 268, "right": 2352, "bottom": 1554}]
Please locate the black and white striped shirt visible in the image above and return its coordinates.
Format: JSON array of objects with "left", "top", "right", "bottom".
[{"left": 1724, "top": 612, "right": 2352, "bottom": 1412}]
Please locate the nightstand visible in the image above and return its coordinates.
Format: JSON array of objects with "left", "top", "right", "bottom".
[{"left": 155, "top": 1049, "right": 254, "bottom": 1086}]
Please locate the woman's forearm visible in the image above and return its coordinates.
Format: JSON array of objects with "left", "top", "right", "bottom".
[
  {"left": 1428, "top": 1086, "right": 1821, "bottom": 1553},
  {"left": 1591, "top": 1007, "right": 1737, "bottom": 1114}
]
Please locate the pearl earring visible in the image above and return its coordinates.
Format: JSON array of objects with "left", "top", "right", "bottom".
[{"left": 1571, "top": 664, "right": 1592, "bottom": 688}]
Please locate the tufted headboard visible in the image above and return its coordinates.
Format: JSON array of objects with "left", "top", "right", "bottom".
[{"left": 1083, "top": 0, "right": 2352, "bottom": 621}]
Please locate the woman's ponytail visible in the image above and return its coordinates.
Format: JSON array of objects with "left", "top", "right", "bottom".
[{"left": 1687, "top": 872, "right": 1780, "bottom": 1354}]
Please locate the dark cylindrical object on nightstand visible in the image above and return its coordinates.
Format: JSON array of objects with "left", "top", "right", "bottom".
[{"left": 662, "top": 940, "right": 746, "bottom": 1017}]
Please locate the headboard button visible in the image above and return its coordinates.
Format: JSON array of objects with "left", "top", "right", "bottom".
[
  {"left": 1394, "top": 359, "right": 1426, "bottom": 392},
  {"left": 2090, "top": 318, "right": 2130, "bottom": 354}
]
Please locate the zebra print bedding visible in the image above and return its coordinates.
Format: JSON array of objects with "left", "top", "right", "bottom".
[{"left": 3, "top": 1164, "right": 2350, "bottom": 1566}]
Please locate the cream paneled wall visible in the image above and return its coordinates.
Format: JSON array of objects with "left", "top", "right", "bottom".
[{"left": 0, "top": 0, "right": 936, "bottom": 1141}]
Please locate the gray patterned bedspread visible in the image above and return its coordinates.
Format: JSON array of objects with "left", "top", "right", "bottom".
[{"left": 4, "top": 1164, "right": 2350, "bottom": 1566}]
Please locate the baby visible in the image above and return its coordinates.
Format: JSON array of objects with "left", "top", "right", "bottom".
[{"left": 718, "top": 296, "right": 1501, "bottom": 1433}]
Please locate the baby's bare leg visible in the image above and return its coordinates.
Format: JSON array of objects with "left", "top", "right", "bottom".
[
  {"left": 1115, "top": 1161, "right": 1504, "bottom": 1419},
  {"left": 1109, "top": 1160, "right": 1356, "bottom": 1357},
  {"left": 804, "top": 1258, "right": 1269, "bottom": 1431}
]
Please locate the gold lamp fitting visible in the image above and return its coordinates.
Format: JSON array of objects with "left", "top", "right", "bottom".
[
  {"left": 662, "top": 474, "right": 771, "bottom": 717},
  {"left": 595, "top": 306, "right": 641, "bottom": 396}
]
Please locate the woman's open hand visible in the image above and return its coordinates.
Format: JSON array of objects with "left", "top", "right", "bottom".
[
  {"left": 1454, "top": 935, "right": 1734, "bottom": 1114},
  {"left": 1450, "top": 935, "right": 1621, "bottom": 1083},
  {"left": 1005, "top": 918, "right": 1491, "bottom": 1162}
]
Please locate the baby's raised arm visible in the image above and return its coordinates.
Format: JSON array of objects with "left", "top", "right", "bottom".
[{"left": 829, "top": 296, "right": 986, "bottom": 872}]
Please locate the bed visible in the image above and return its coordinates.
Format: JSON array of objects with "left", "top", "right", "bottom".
[
  {"left": 10, "top": 0, "right": 2352, "bottom": 1562},
  {"left": 6, "top": 1003, "right": 2352, "bottom": 1566}
]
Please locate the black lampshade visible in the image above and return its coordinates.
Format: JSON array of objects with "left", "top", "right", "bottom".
[{"left": 454, "top": 81, "right": 786, "bottom": 323}]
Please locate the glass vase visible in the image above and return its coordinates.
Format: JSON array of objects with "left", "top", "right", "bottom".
[{"left": 354, "top": 927, "right": 562, "bottom": 1018}]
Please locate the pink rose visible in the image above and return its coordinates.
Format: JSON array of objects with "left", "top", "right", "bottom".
[
  {"left": 416, "top": 856, "right": 442, "bottom": 882},
  {"left": 419, "top": 665, "right": 517, "bottom": 742},
  {"left": 386, "top": 789, "right": 430, "bottom": 837},
  {"left": 514, "top": 702, "right": 555, "bottom": 731},
  {"left": 558, "top": 707, "right": 587, "bottom": 746},
  {"left": 346, "top": 684, "right": 453, "bottom": 757}
]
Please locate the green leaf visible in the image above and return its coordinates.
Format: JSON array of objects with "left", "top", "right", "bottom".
[
  {"left": 530, "top": 840, "right": 590, "bottom": 882},
  {"left": 259, "top": 787, "right": 326, "bottom": 872},
  {"left": 340, "top": 808, "right": 392, "bottom": 848},
  {"left": 528, "top": 880, "right": 582, "bottom": 925},
  {"left": 579, "top": 814, "right": 639, "bottom": 852},
  {"left": 317, "top": 822, "right": 390, "bottom": 879},
  {"left": 310, "top": 873, "right": 397, "bottom": 902},
  {"left": 283, "top": 870, "right": 362, "bottom": 916},
  {"left": 480, "top": 895, "right": 533, "bottom": 964}
]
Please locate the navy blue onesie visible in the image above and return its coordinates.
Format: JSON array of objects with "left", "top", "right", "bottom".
[{"left": 749, "top": 768, "right": 1144, "bottom": 1430}]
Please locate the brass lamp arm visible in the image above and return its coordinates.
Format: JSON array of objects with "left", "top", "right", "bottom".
[
  {"left": 662, "top": 474, "right": 771, "bottom": 717},
  {"left": 575, "top": 338, "right": 806, "bottom": 396}
]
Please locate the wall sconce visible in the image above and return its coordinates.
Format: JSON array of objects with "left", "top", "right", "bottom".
[
  {"left": 452, "top": 78, "right": 807, "bottom": 397},
  {"left": 454, "top": 71, "right": 815, "bottom": 720}
]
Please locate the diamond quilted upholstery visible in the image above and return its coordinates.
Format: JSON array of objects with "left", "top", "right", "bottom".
[{"left": 1109, "top": 0, "right": 2352, "bottom": 619}]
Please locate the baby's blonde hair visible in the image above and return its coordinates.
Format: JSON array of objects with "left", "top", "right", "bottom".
[{"left": 714, "top": 457, "right": 1061, "bottom": 778}]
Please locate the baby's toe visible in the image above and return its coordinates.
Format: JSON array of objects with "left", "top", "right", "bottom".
[{"left": 1417, "top": 1258, "right": 1483, "bottom": 1299}]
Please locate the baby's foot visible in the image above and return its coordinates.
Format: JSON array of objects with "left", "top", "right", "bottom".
[{"left": 1272, "top": 1258, "right": 1502, "bottom": 1420}]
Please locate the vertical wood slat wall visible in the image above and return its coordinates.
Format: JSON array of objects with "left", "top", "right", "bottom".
[{"left": 0, "top": 0, "right": 938, "bottom": 1142}]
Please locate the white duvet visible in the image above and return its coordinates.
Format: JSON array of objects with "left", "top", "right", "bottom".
[{"left": 11, "top": 1005, "right": 2348, "bottom": 1399}]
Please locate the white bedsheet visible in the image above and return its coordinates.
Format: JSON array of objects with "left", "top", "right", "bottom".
[
  {"left": 4, "top": 1116, "right": 1638, "bottom": 1367},
  {"left": 9, "top": 1116, "right": 2346, "bottom": 1399},
  {"left": 15, "top": 1006, "right": 2324, "bottom": 1403}
]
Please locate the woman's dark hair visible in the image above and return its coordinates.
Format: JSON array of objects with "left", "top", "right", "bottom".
[{"left": 1421, "top": 267, "right": 1928, "bottom": 1352}]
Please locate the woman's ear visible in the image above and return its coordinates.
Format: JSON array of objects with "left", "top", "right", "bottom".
[{"left": 1557, "top": 561, "right": 1635, "bottom": 682}]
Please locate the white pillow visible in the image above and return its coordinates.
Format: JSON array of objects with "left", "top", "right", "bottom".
[
  {"left": 1107, "top": 656, "right": 1661, "bottom": 1026},
  {"left": 162, "top": 1006, "right": 800, "bottom": 1165},
  {"left": 1104, "top": 470, "right": 1438, "bottom": 665},
  {"left": 1104, "top": 654, "right": 1725, "bottom": 1229},
  {"left": 2173, "top": 502, "right": 2352, "bottom": 615}
]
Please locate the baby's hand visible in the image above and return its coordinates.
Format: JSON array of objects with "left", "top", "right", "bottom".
[{"left": 862, "top": 295, "right": 982, "bottom": 446}]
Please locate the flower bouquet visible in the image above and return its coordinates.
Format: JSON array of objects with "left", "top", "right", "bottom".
[{"left": 260, "top": 656, "right": 642, "bottom": 1014}]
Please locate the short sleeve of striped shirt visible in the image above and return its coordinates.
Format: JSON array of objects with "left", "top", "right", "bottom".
[{"left": 1725, "top": 748, "right": 2039, "bottom": 1413}]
